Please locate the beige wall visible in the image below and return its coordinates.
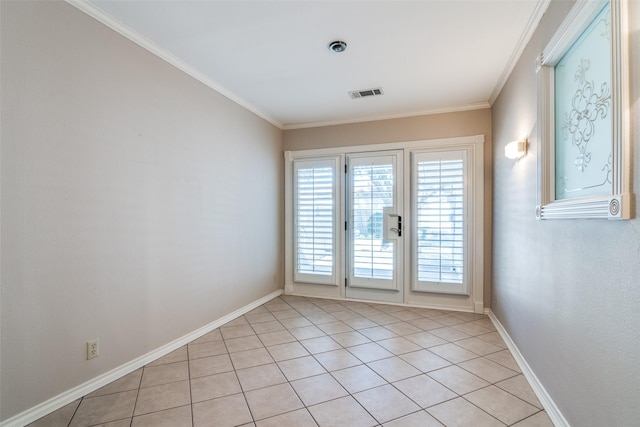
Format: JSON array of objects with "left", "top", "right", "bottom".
[
  {"left": 284, "top": 109, "right": 494, "bottom": 309},
  {"left": 0, "top": 1, "right": 283, "bottom": 420},
  {"left": 491, "top": 0, "right": 640, "bottom": 425}
]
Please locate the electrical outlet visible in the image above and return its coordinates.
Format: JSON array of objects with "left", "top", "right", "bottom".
[{"left": 87, "top": 339, "right": 99, "bottom": 360}]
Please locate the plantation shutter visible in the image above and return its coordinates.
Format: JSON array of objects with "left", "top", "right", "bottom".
[
  {"left": 293, "top": 158, "right": 337, "bottom": 284},
  {"left": 413, "top": 151, "right": 468, "bottom": 295}
]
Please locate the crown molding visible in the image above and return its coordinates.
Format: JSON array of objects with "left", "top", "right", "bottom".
[
  {"left": 65, "top": 0, "right": 284, "bottom": 129},
  {"left": 489, "top": 0, "right": 552, "bottom": 105},
  {"left": 282, "top": 102, "right": 491, "bottom": 130}
]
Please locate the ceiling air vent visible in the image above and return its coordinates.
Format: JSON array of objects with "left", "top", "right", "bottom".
[{"left": 349, "top": 87, "right": 384, "bottom": 99}]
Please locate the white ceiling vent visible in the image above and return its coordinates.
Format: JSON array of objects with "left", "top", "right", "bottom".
[{"left": 349, "top": 88, "right": 384, "bottom": 99}]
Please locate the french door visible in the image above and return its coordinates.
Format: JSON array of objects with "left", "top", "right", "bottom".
[
  {"left": 345, "top": 151, "right": 404, "bottom": 303},
  {"left": 285, "top": 135, "right": 485, "bottom": 313}
]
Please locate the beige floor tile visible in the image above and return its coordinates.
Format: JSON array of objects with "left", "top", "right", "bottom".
[
  {"left": 140, "top": 361, "right": 189, "bottom": 388},
  {"left": 368, "top": 313, "right": 402, "bottom": 325},
  {"left": 28, "top": 399, "right": 81, "bottom": 427},
  {"left": 408, "top": 318, "right": 445, "bottom": 331},
  {"left": 331, "top": 364, "right": 387, "bottom": 393},
  {"left": 86, "top": 369, "right": 142, "bottom": 398},
  {"left": 224, "top": 335, "right": 264, "bottom": 353},
  {"left": 367, "top": 356, "right": 421, "bottom": 382},
  {"left": 427, "top": 397, "right": 504, "bottom": 427},
  {"left": 384, "top": 322, "right": 422, "bottom": 336},
  {"left": 131, "top": 404, "right": 192, "bottom": 427},
  {"left": 245, "top": 312, "right": 277, "bottom": 324},
  {"left": 190, "top": 329, "right": 223, "bottom": 345},
  {"left": 317, "top": 321, "right": 354, "bottom": 334},
  {"left": 429, "top": 343, "right": 479, "bottom": 363},
  {"left": 431, "top": 314, "right": 466, "bottom": 326},
  {"left": 466, "top": 385, "right": 539, "bottom": 425},
  {"left": 342, "top": 317, "right": 378, "bottom": 329},
  {"left": 247, "top": 306, "right": 270, "bottom": 315},
  {"left": 256, "top": 408, "right": 318, "bottom": 427},
  {"left": 404, "top": 331, "right": 447, "bottom": 348},
  {"left": 429, "top": 327, "right": 472, "bottom": 342},
  {"left": 347, "top": 342, "right": 394, "bottom": 363},
  {"left": 147, "top": 347, "right": 189, "bottom": 366},
  {"left": 257, "top": 330, "right": 296, "bottom": 346},
  {"left": 512, "top": 411, "right": 554, "bottom": 427},
  {"left": 455, "top": 337, "right": 503, "bottom": 356},
  {"left": 427, "top": 365, "right": 489, "bottom": 395},
  {"left": 277, "top": 355, "right": 326, "bottom": 381},
  {"left": 251, "top": 320, "right": 286, "bottom": 334},
  {"left": 486, "top": 349, "right": 522, "bottom": 372},
  {"left": 221, "top": 325, "right": 256, "bottom": 340},
  {"left": 236, "top": 363, "right": 287, "bottom": 391},
  {"left": 306, "top": 313, "right": 338, "bottom": 325},
  {"left": 496, "top": 375, "right": 543, "bottom": 408},
  {"left": 354, "top": 384, "right": 421, "bottom": 424},
  {"left": 188, "top": 341, "right": 228, "bottom": 360},
  {"left": 451, "top": 321, "right": 494, "bottom": 337},
  {"left": 451, "top": 312, "right": 487, "bottom": 322},
  {"left": 223, "top": 316, "right": 249, "bottom": 327},
  {"left": 393, "top": 374, "right": 457, "bottom": 408},
  {"left": 314, "top": 348, "right": 362, "bottom": 371},
  {"left": 95, "top": 420, "right": 132, "bottom": 427},
  {"left": 134, "top": 381, "right": 191, "bottom": 416},
  {"left": 290, "top": 373, "right": 349, "bottom": 406},
  {"left": 267, "top": 341, "right": 310, "bottom": 361},
  {"left": 192, "top": 393, "right": 253, "bottom": 427},
  {"left": 477, "top": 331, "right": 507, "bottom": 348},
  {"left": 329, "top": 311, "right": 361, "bottom": 323},
  {"left": 400, "top": 349, "right": 451, "bottom": 373},
  {"left": 469, "top": 318, "right": 496, "bottom": 331},
  {"left": 308, "top": 396, "right": 377, "bottom": 427},
  {"left": 69, "top": 391, "right": 137, "bottom": 426},
  {"left": 190, "top": 372, "right": 241, "bottom": 403},
  {"left": 245, "top": 383, "right": 304, "bottom": 421},
  {"left": 377, "top": 337, "right": 422, "bottom": 355},
  {"left": 230, "top": 347, "right": 274, "bottom": 369},
  {"left": 330, "top": 331, "right": 371, "bottom": 347},
  {"left": 382, "top": 410, "right": 444, "bottom": 427},
  {"left": 359, "top": 326, "right": 399, "bottom": 341},
  {"left": 289, "top": 325, "right": 326, "bottom": 340},
  {"left": 458, "top": 357, "right": 518, "bottom": 383},
  {"left": 299, "top": 335, "right": 342, "bottom": 354},
  {"left": 391, "top": 310, "right": 424, "bottom": 322},
  {"left": 279, "top": 317, "right": 314, "bottom": 329},
  {"left": 189, "top": 354, "right": 234, "bottom": 378},
  {"left": 271, "top": 309, "right": 301, "bottom": 320}
]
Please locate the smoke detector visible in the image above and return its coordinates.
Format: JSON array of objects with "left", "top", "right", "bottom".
[{"left": 328, "top": 40, "right": 347, "bottom": 53}]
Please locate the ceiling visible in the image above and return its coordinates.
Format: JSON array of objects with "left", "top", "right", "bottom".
[{"left": 77, "top": 0, "right": 549, "bottom": 129}]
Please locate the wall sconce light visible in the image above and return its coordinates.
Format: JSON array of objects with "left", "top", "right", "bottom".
[{"left": 504, "top": 139, "right": 527, "bottom": 160}]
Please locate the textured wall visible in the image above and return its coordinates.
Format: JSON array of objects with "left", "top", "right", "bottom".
[
  {"left": 491, "top": 1, "right": 640, "bottom": 426},
  {"left": 0, "top": 1, "right": 283, "bottom": 420}
]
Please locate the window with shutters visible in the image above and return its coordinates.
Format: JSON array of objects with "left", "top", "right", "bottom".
[
  {"left": 292, "top": 158, "right": 338, "bottom": 285},
  {"left": 412, "top": 150, "right": 469, "bottom": 295}
]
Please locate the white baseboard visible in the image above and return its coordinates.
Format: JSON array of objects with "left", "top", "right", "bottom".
[
  {"left": 1, "top": 289, "right": 283, "bottom": 427},
  {"left": 486, "top": 309, "right": 570, "bottom": 427}
]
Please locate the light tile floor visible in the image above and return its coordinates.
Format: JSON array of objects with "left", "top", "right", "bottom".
[{"left": 29, "top": 296, "right": 554, "bottom": 427}]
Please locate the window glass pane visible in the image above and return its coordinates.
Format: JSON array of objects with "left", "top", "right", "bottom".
[
  {"left": 296, "top": 165, "right": 333, "bottom": 276},
  {"left": 352, "top": 163, "right": 393, "bottom": 280},
  {"left": 416, "top": 159, "right": 464, "bottom": 284},
  {"left": 554, "top": 3, "right": 611, "bottom": 200}
]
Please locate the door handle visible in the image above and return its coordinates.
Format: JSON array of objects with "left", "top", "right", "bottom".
[{"left": 388, "top": 215, "right": 402, "bottom": 237}]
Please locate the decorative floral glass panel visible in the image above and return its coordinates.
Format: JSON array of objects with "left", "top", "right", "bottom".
[{"left": 553, "top": 3, "right": 611, "bottom": 200}]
